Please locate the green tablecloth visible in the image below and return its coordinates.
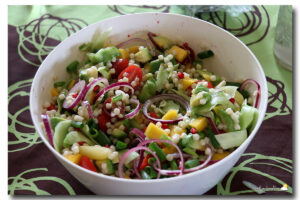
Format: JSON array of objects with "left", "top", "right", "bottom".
[{"left": 8, "top": 5, "right": 293, "bottom": 195}]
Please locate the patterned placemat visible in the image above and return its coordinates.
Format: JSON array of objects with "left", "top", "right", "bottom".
[{"left": 8, "top": 5, "right": 293, "bottom": 195}]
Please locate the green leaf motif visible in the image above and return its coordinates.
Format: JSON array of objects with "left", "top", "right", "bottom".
[
  {"left": 16, "top": 13, "right": 88, "bottom": 67},
  {"left": 217, "top": 153, "right": 293, "bottom": 195},
  {"left": 8, "top": 79, "right": 42, "bottom": 152},
  {"left": 8, "top": 168, "right": 75, "bottom": 195}
]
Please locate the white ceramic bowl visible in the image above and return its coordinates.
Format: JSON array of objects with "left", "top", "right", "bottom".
[{"left": 30, "top": 13, "right": 268, "bottom": 195}]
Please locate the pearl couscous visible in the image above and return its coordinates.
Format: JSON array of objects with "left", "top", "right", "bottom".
[{"left": 41, "top": 31, "right": 260, "bottom": 179}]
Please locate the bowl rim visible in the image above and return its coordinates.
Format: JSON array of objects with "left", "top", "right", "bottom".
[{"left": 30, "top": 12, "right": 268, "bottom": 183}]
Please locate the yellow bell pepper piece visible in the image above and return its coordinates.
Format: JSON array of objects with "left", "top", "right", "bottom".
[
  {"left": 168, "top": 45, "right": 188, "bottom": 62},
  {"left": 189, "top": 117, "right": 208, "bottom": 132},
  {"left": 181, "top": 77, "right": 196, "bottom": 90},
  {"left": 145, "top": 123, "right": 168, "bottom": 139},
  {"left": 162, "top": 109, "right": 178, "bottom": 120},
  {"left": 128, "top": 46, "right": 139, "bottom": 53},
  {"left": 119, "top": 48, "right": 130, "bottom": 59},
  {"left": 64, "top": 154, "right": 82, "bottom": 164},
  {"left": 162, "top": 146, "right": 177, "bottom": 154},
  {"left": 212, "top": 151, "right": 230, "bottom": 161},
  {"left": 68, "top": 79, "right": 76, "bottom": 90},
  {"left": 51, "top": 88, "right": 59, "bottom": 97}
]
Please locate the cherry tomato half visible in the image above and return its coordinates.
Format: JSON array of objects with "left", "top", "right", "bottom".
[
  {"left": 97, "top": 112, "right": 110, "bottom": 132},
  {"left": 118, "top": 65, "right": 143, "bottom": 90},
  {"left": 79, "top": 155, "right": 97, "bottom": 172},
  {"left": 112, "top": 58, "right": 129, "bottom": 76}
]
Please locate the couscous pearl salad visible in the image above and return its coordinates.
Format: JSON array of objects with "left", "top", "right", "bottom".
[{"left": 41, "top": 30, "right": 261, "bottom": 179}]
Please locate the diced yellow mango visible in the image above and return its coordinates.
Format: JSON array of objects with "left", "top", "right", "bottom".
[
  {"left": 51, "top": 88, "right": 59, "bottom": 97},
  {"left": 168, "top": 45, "right": 188, "bottom": 62},
  {"left": 181, "top": 77, "right": 196, "bottom": 90},
  {"left": 119, "top": 48, "right": 130, "bottom": 59},
  {"left": 189, "top": 117, "right": 207, "bottom": 132},
  {"left": 68, "top": 79, "right": 76, "bottom": 90},
  {"left": 162, "top": 146, "right": 177, "bottom": 154},
  {"left": 64, "top": 154, "right": 82, "bottom": 164},
  {"left": 162, "top": 109, "right": 178, "bottom": 120},
  {"left": 128, "top": 46, "right": 139, "bottom": 53},
  {"left": 169, "top": 125, "right": 185, "bottom": 137},
  {"left": 145, "top": 123, "right": 168, "bottom": 139},
  {"left": 212, "top": 151, "right": 230, "bottom": 161}
]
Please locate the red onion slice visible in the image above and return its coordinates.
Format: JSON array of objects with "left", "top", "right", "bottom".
[
  {"left": 86, "top": 77, "right": 109, "bottom": 91},
  {"left": 84, "top": 77, "right": 109, "bottom": 103},
  {"left": 124, "top": 98, "right": 141, "bottom": 119},
  {"left": 63, "top": 80, "right": 87, "bottom": 110},
  {"left": 118, "top": 146, "right": 161, "bottom": 179},
  {"left": 147, "top": 32, "right": 162, "bottom": 51},
  {"left": 168, "top": 153, "right": 193, "bottom": 159},
  {"left": 143, "top": 94, "right": 190, "bottom": 124},
  {"left": 240, "top": 79, "right": 261, "bottom": 108},
  {"left": 137, "top": 139, "right": 184, "bottom": 176},
  {"left": 132, "top": 159, "right": 142, "bottom": 179},
  {"left": 130, "top": 128, "right": 145, "bottom": 140},
  {"left": 94, "top": 82, "right": 134, "bottom": 103},
  {"left": 41, "top": 113, "right": 54, "bottom": 147},
  {"left": 82, "top": 101, "right": 93, "bottom": 119},
  {"left": 182, "top": 42, "right": 195, "bottom": 64},
  {"left": 207, "top": 117, "right": 220, "bottom": 135},
  {"left": 116, "top": 37, "right": 155, "bottom": 56}
]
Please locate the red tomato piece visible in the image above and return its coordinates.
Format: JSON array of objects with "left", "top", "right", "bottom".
[
  {"left": 149, "top": 112, "right": 158, "bottom": 119},
  {"left": 46, "top": 104, "right": 56, "bottom": 111},
  {"left": 97, "top": 113, "right": 110, "bottom": 132},
  {"left": 112, "top": 58, "right": 129, "bottom": 76},
  {"left": 79, "top": 156, "right": 97, "bottom": 172},
  {"left": 229, "top": 98, "right": 235, "bottom": 104},
  {"left": 118, "top": 65, "right": 143, "bottom": 90},
  {"left": 196, "top": 80, "right": 213, "bottom": 89},
  {"left": 161, "top": 124, "right": 168, "bottom": 129}
]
